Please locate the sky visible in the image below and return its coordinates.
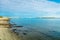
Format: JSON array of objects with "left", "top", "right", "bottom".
[{"left": 0, "top": 0, "right": 60, "bottom": 18}]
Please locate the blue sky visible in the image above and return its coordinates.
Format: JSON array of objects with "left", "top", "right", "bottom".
[
  {"left": 0, "top": 0, "right": 60, "bottom": 18},
  {"left": 48, "top": 0, "right": 60, "bottom": 3}
]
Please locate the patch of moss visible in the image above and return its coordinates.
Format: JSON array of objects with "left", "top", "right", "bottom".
[{"left": 0, "top": 16, "right": 3, "bottom": 18}]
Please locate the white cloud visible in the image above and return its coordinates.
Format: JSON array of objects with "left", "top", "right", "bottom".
[
  {"left": 33, "top": 0, "right": 60, "bottom": 13},
  {"left": 0, "top": 0, "right": 60, "bottom": 17}
]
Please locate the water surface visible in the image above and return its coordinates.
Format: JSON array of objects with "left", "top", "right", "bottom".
[{"left": 11, "top": 18, "right": 60, "bottom": 40}]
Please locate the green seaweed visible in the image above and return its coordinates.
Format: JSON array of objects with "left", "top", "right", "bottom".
[{"left": 0, "top": 16, "right": 3, "bottom": 18}]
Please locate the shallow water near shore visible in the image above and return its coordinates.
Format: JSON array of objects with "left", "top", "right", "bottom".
[{"left": 11, "top": 18, "right": 60, "bottom": 40}]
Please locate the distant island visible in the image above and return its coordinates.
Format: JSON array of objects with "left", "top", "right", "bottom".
[
  {"left": 36, "top": 17, "right": 60, "bottom": 19},
  {"left": 41, "top": 17, "right": 56, "bottom": 19}
]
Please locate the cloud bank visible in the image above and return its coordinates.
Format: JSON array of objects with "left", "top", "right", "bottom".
[{"left": 0, "top": 0, "right": 60, "bottom": 18}]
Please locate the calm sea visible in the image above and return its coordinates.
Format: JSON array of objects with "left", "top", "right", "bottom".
[{"left": 10, "top": 18, "right": 60, "bottom": 40}]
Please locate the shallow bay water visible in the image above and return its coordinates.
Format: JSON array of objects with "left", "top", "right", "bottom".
[{"left": 11, "top": 18, "right": 60, "bottom": 40}]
